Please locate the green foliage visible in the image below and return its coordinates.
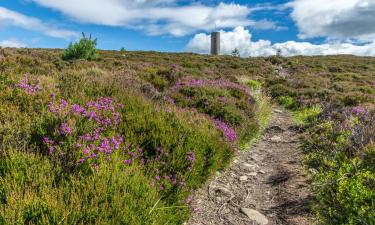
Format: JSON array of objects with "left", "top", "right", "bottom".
[
  {"left": 277, "top": 96, "right": 297, "bottom": 109},
  {"left": 246, "top": 79, "right": 262, "bottom": 90},
  {"left": 304, "top": 115, "right": 375, "bottom": 225},
  {"left": 311, "top": 152, "right": 375, "bottom": 225},
  {"left": 293, "top": 105, "right": 322, "bottom": 126},
  {"left": 63, "top": 33, "right": 98, "bottom": 61}
]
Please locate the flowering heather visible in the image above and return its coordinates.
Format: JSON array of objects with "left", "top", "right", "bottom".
[
  {"left": 352, "top": 106, "right": 366, "bottom": 115},
  {"left": 173, "top": 77, "right": 250, "bottom": 94},
  {"left": 186, "top": 152, "right": 196, "bottom": 163},
  {"left": 42, "top": 96, "right": 136, "bottom": 169},
  {"left": 59, "top": 122, "right": 72, "bottom": 135},
  {"left": 16, "top": 76, "right": 41, "bottom": 95},
  {"left": 214, "top": 120, "right": 237, "bottom": 142}
]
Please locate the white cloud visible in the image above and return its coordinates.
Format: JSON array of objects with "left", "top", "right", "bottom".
[
  {"left": 0, "top": 39, "right": 26, "bottom": 48},
  {"left": 186, "top": 26, "right": 375, "bottom": 57},
  {"left": 0, "top": 7, "right": 78, "bottom": 39},
  {"left": 30, "top": 0, "right": 278, "bottom": 36},
  {"left": 289, "top": 0, "right": 375, "bottom": 41}
]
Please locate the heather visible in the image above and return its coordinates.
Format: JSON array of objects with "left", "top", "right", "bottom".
[
  {"left": 264, "top": 56, "right": 375, "bottom": 224},
  {"left": 0, "top": 49, "right": 256, "bottom": 224},
  {"left": 169, "top": 77, "right": 259, "bottom": 145},
  {"left": 1, "top": 48, "right": 375, "bottom": 224}
]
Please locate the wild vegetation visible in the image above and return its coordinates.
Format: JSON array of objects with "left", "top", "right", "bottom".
[
  {"left": 0, "top": 44, "right": 374, "bottom": 224},
  {"left": 266, "top": 56, "right": 375, "bottom": 224}
]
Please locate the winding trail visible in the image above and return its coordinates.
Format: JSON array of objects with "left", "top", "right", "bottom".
[{"left": 187, "top": 108, "right": 313, "bottom": 225}]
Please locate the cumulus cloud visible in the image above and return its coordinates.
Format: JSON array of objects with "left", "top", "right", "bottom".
[
  {"left": 0, "top": 39, "right": 26, "bottom": 48},
  {"left": 289, "top": 0, "right": 375, "bottom": 41},
  {"left": 186, "top": 26, "right": 375, "bottom": 57},
  {"left": 30, "top": 0, "right": 278, "bottom": 36},
  {"left": 0, "top": 7, "right": 78, "bottom": 39}
]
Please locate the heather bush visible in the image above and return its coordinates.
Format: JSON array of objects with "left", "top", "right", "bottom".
[
  {"left": 0, "top": 71, "right": 233, "bottom": 224},
  {"left": 170, "top": 77, "right": 259, "bottom": 145},
  {"left": 63, "top": 33, "right": 98, "bottom": 61},
  {"left": 303, "top": 109, "right": 375, "bottom": 224}
]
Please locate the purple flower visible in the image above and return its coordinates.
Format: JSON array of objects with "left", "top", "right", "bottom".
[
  {"left": 16, "top": 76, "right": 42, "bottom": 95},
  {"left": 124, "top": 159, "right": 133, "bottom": 165},
  {"left": 214, "top": 120, "right": 237, "bottom": 142},
  {"left": 59, "top": 122, "right": 72, "bottom": 135},
  {"left": 71, "top": 104, "right": 85, "bottom": 115},
  {"left": 83, "top": 148, "right": 90, "bottom": 155},
  {"left": 352, "top": 106, "right": 366, "bottom": 115},
  {"left": 187, "top": 152, "right": 196, "bottom": 163},
  {"left": 43, "top": 136, "right": 54, "bottom": 145}
]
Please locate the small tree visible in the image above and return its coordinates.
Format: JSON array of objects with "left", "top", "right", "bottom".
[
  {"left": 63, "top": 33, "right": 98, "bottom": 60},
  {"left": 231, "top": 48, "right": 240, "bottom": 57}
]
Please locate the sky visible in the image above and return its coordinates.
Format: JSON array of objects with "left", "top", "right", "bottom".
[{"left": 1, "top": 0, "right": 375, "bottom": 56}]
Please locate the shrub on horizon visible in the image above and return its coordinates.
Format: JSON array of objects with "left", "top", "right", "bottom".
[{"left": 62, "top": 33, "right": 98, "bottom": 61}]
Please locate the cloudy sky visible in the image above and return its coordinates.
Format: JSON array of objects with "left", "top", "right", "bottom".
[{"left": 1, "top": 0, "right": 375, "bottom": 56}]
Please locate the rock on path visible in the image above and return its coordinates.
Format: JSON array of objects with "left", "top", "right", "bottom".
[{"left": 187, "top": 108, "right": 313, "bottom": 225}]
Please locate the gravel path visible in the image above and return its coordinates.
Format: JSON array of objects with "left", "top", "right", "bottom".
[{"left": 187, "top": 108, "right": 313, "bottom": 225}]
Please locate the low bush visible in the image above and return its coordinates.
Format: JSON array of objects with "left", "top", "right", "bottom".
[
  {"left": 0, "top": 72, "right": 233, "bottom": 224},
  {"left": 62, "top": 33, "right": 98, "bottom": 61},
  {"left": 169, "top": 77, "right": 259, "bottom": 145},
  {"left": 293, "top": 105, "right": 322, "bottom": 126},
  {"left": 277, "top": 95, "right": 297, "bottom": 109},
  {"left": 303, "top": 109, "right": 375, "bottom": 225}
]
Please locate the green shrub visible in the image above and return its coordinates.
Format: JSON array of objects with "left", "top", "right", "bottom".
[
  {"left": 277, "top": 95, "right": 297, "bottom": 109},
  {"left": 293, "top": 105, "right": 322, "bottom": 126},
  {"left": 312, "top": 154, "right": 375, "bottom": 225},
  {"left": 63, "top": 33, "right": 98, "bottom": 61},
  {"left": 246, "top": 79, "right": 262, "bottom": 90}
]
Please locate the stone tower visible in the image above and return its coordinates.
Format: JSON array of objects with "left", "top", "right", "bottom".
[{"left": 211, "top": 32, "right": 220, "bottom": 55}]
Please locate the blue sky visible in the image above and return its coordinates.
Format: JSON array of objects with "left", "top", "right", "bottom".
[{"left": 1, "top": 0, "right": 375, "bottom": 56}]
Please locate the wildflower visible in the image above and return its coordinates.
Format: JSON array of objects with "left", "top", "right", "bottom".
[
  {"left": 59, "top": 122, "right": 72, "bottom": 135},
  {"left": 16, "top": 76, "right": 42, "bottom": 95},
  {"left": 352, "top": 106, "right": 366, "bottom": 115},
  {"left": 214, "top": 119, "right": 237, "bottom": 142},
  {"left": 124, "top": 159, "right": 133, "bottom": 165},
  {"left": 83, "top": 148, "right": 90, "bottom": 155},
  {"left": 187, "top": 152, "right": 196, "bottom": 163},
  {"left": 71, "top": 104, "right": 85, "bottom": 115},
  {"left": 43, "top": 136, "right": 54, "bottom": 145}
]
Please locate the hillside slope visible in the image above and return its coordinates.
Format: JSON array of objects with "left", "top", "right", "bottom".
[{"left": 0, "top": 48, "right": 374, "bottom": 224}]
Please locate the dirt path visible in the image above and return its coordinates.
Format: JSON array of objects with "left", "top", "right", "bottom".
[{"left": 187, "top": 108, "right": 313, "bottom": 225}]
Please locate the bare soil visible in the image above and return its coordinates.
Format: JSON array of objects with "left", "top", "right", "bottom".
[{"left": 187, "top": 108, "right": 313, "bottom": 225}]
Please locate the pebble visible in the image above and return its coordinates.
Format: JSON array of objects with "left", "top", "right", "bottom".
[
  {"left": 240, "top": 208, "right": 269, "bottom": 225},
  {"left": 270, "top": 136, "right": 282, "bottom": 142},
  {"left": 239, "top": 176, "right": 248, "bottom": 181},
  {"left": 249, "top": 172, "right": 257, "bottom": 177}
]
